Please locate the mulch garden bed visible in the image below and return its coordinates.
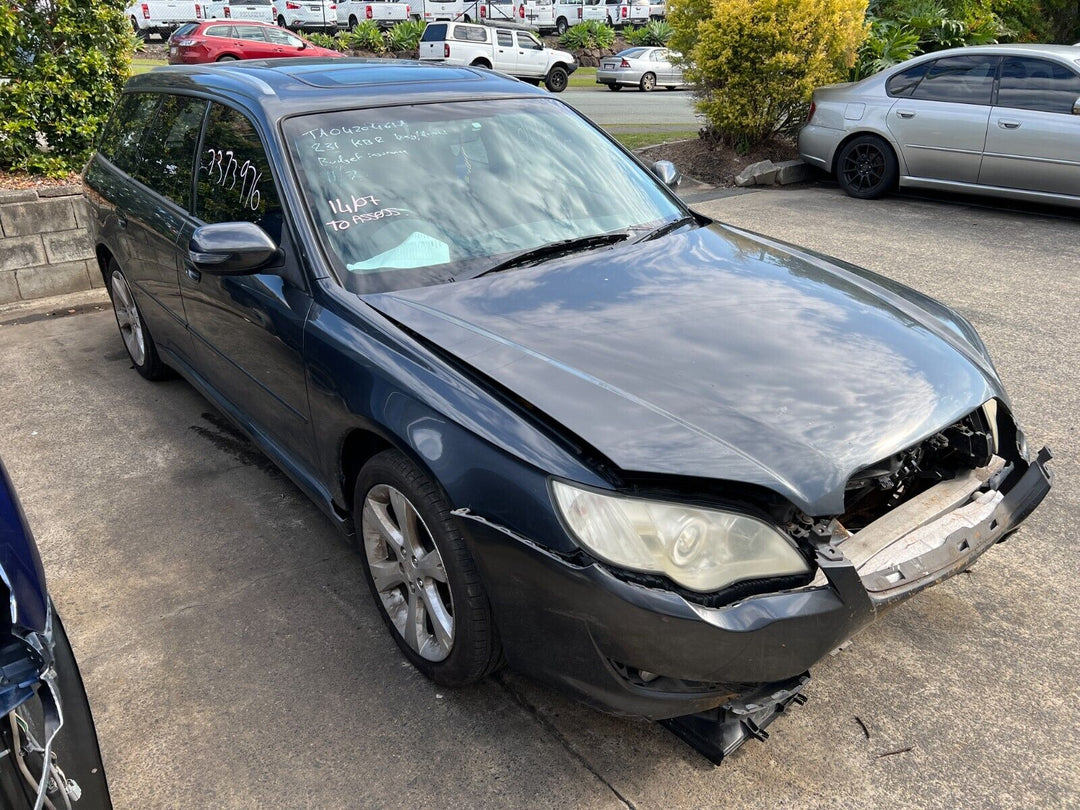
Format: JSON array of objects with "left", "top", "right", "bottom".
[{"left": 637, "top": 135, "right": 799, "bottom": 187}]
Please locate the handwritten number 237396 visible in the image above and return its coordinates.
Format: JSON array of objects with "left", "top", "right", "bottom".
[{"left": 202, "top": 149, "right": 263, "bottom": 212}]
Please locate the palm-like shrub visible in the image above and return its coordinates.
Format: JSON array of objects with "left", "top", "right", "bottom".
[
  {"left": 340, "top": 20, "right": 386, "bottom": 53},
  {"left": 559, "top": 20, "right": 616, "bottom": 50},
  {"left": 384, "top": 19, "right": 427, "bottom": 53},
  {"left": 626, "top": 20, "right": 673, "bottom": 46},
  {"left": 305, "top": 32, "right": 342, "bottom": 51}
]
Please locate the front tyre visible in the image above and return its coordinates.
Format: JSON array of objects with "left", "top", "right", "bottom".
[
  {"left": 835, "top": 134, "right": 898, "bottom": 200},
  {"left": 545, "top": 65, "right": 568, "bottom": 93},
  {"left": 354, "top": 450, "right": 501, "bottom": 687}
]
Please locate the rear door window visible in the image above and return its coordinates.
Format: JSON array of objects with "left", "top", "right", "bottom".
[
  {"left": 206, "top": 24, "right": 237, "bottom": 37},
  {"left": 236, "top": 24, "right": 268, "bottom": 40},
  {"left": 196, "top": 103, "right": 283, "bottom": 242},
  {"left": 910, "top": 55, "right": 999, "bottom": 105},
  {"left": 453, "top": 25, "right": 487, "bottom": 41},
  {"left": 98, "top": 93, "right": 162, "bottom": 175},
  {"left": 497, "top": 30, "right": 513, "bottom": 47},
  {"left": 134, "top": 94, "right": 209, "bottom": 209},
  {"left": 997, "top": 57, "right": 1080, "bottom": 114}
]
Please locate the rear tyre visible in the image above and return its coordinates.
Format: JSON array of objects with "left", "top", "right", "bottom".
[
  {"left": 216, "top": 54, "right": 238, "bottom": 61},
  {"left": 470, "top": 58, "right": 491, "bottom": 69},
  {"left": 545, "top": 65, "right": 568, "bottom": 93},
  {"left": 555, "top": 16, "right": 568, "bottom": 34},
  {"left": 463, "top": 14, "right": 472, "bottom": 22},
  {"left": 606, "top": 83, "right": 622, "bottom": 91},
  {"left": 277, "top": 14, "right": 286, "bottom": 26},
  {"left": 107, "top": 261, "right": 170, "bottom": 381},
  {"left": 639, "top": 71, "right": 655, "bottom": 91},
  {"left": 835, "top": 134, "right": 898, "bottom": 200},
  {"left": 349, "top": 14, "right": 358, "bottom": 30},
  {"left": 354, "top": 450, "right": 502, "bottom": 687}
]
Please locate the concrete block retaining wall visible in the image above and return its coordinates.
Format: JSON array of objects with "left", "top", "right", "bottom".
[{"left": 0, "top": 186, "right": 102, "bottom": 305}]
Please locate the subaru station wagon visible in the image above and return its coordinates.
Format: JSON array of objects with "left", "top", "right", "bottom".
[{"left": 83, "top": 59, "right": 1051, "bottom": 763}]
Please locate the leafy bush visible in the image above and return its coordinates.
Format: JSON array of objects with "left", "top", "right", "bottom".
[
  {"left": 339, "top": 20, "right": 386, "bottom": 53},
  {"left": 668, "top": 0, "right": 867, "bottom": 148},
  {"left": 305, "top": 32, "right": 342, "bottom": 51},
  {"left": 851, "top": 0, "right": 1012, "bottom": 80},
  {"left": 559, "top": 20, "right": 616, "bottom": 50},
  {"left": 625, "top": 20, "right": 673, "bottom": 46},
  {"left": 384, "top": 19, "right": 426, "bottom": 52},
  {"left": 0, "top": 0, "right": 134, "bottom": 176}
]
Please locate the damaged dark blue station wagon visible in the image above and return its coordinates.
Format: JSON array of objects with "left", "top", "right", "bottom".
[{"left": 84, "top": 59, "right": 1052, "bottom": 762}]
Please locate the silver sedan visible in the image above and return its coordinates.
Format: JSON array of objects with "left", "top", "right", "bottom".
[
  {"left": 799, "top": 44, "right": 1080, "bottom": 208},
  {"left": 596, "top": 47, "right": 687, "bottom": 92}
]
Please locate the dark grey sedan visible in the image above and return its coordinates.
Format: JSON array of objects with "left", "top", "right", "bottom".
[
  {"left": 596, "top": 46, "right": 687, "bottom": 91},
  {"left": 799, "top": 44, "right": 1080, "bottom": 207}
]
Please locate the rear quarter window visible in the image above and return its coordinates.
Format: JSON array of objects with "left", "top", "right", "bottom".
[
  {"left": 886, "top": 62, "right": 930, "bottom": 97},
  {"left": 97, "top": 93, "right": 162, "bottom": 175}
]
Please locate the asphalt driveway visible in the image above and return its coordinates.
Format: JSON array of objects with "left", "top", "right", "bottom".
[{"left": 0, "top": 186, "right": 1076, "bottom": 809}]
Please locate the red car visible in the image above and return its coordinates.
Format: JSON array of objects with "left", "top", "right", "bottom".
[{"left": 168, "top": 20, "right": 342, "bottom": 64}]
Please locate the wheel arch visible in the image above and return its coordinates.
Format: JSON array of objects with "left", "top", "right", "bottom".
[
  {"left": 470, "top": 57, "right": 491, "bottom": 69},
  {"left": 95, "top": 243, "right": 115, "bottom": 289},
  {"left": 828, "top": 128, "right": 903, "bottom": 176}
]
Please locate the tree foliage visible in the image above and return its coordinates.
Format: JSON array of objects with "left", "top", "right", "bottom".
[
  {"left": 0, "top": 0, "right": 134, "bottom": 176},
  {"left": 668, "top": 0, "right": 868, "bottom": 147},
  {"left": 558, "top": 20, "right": 616, "bottom": 50}
]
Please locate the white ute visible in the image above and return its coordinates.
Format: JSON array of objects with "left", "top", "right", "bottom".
[
  {"left": 337, "top": 0, "right": 411, "bottom": 29},
  {"left": 420, "top": 21, "right": 577, "bottom": 92},
  {"left": 125, "top": 1, "right": 199, "bottom": 40}
]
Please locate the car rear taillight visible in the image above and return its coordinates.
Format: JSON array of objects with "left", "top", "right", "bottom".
[
  {"left": 444, "top": 42, "right": 450, "bottom": 57},
  {"left": 224, "top": 6, "right": 231, "bottom": 16},
  {"left": 577, "top": 7, "right": 581, "bottom": 17},
  {"left": 479, "top": 5, "right": 486, "bottom": 17},
  {"left": 195, "top": 3, "right": 202, "bottom": 18},
  {"left": 621, "top": 6, "right": 627, "bottom": 17},
  {"left": 286, "top": 1, "right": 299, "bottom": 8},
  {"left": 806, "top": 101, "right": 816, "bottom": 123},
  {"left": 141, "top": 3, "right": 149, "bottom": 19},
  {"left": 365, "top": 5, "right": 372, "bottom": 17},
  {"left": 519, "top": 4, "right": 524, "bottom": 17},
  {"left": 176, "top": 37, "right": 198, "bottom": 46},
  {"left": 619, "top": 58, "right": 630, "bottom": 67},
  {"left": 406, "top": 5, "right": 410, "bottom": 15}
]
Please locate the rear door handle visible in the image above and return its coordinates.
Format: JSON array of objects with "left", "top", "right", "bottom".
[
  {"left": 896, "top": 110, "right": 915, "bottom": 119},
  {"left": 998, "top": 120, "right": 1021, "bottom": 129}
]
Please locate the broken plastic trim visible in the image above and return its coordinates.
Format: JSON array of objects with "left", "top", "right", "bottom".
[{"left": 659, "top": 674, "right": 811, "bottom": 765}]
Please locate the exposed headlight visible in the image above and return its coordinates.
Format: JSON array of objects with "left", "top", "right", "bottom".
[{"left": 551, "top": 481, "right": 810, "bottom": 593}]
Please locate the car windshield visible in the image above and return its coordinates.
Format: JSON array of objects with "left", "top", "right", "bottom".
[{"left": 284, "top": 97, "right": 684, "bottom": 294}]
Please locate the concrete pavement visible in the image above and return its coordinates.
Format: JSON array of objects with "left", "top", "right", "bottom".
[{"left": 0, "top": 186, "right": 1076, "bottom": 808}]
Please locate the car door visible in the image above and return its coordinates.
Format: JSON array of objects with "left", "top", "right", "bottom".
[
  {"left": 979, "top": 55, "right": 1080, "bottom": 197},
  {"left": 885, "top": 54, "right": 998, "bottom": 183},
  {"left": 179, "top": 101, "right": 318, "bottom": 469},
  {"left": 234, "top": 23, "right": 275, "bottom": 57},
  {"left": 89, "top": 92, "right": 195, "bottom": 359},
  {"left": 514, "top": 31, "right": 547, "bottom": 77},
  {"left": 264, "top": 25, "right": 307, "bottom": 55},
  {"left": 651, "top": 48, "right": 673, "bottom": 84},
  {"left": 494, "top": 29, "right": 516, "bottom": 72}
]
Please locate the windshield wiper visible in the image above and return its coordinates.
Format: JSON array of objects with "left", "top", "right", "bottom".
[
  {"left": 473, "top": 233, "right": 629, "bottom": 279},
  {"left": 630, "top": 215, "right": 697, "bottom": 244}
]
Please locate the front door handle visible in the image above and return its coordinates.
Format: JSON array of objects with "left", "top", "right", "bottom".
[
  {"left": 896, "top": 110, "right": 915, "bottom": 119},
  {"left": 998, "top": 120, "right": 1021, "bottom": 129}
]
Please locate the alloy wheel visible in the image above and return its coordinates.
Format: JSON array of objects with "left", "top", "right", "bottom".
[
  {"left": 841, "top": 143, "right": 886, "bottom": 194},
  {"left": 110, "top": 270, "right": 146, "bottom": 367},
  {"left": 362, "top": 484, "right": 454, "bottom": 662}
]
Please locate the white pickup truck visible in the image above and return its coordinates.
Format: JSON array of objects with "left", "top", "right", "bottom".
[
  {"left": 419, "top": 21, "right": 577, "bottom": 92},
  {"left": 337, "top": 0, "right": 411, "bottom": 29},
  {"left": 125, "top": 1, "right": 198, "bottom": 40}
]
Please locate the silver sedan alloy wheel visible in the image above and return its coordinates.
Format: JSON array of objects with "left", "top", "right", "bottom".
[
  {"left": 362, "top": 484, "right": 454, "bottom": 662},
  {"left": 110, "top": 269, "right": 146, "bottom": 367}
]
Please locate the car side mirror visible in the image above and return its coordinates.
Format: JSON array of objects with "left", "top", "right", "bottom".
[
  {"left": 189, "top": 222, "right": 281, "bottom": 275},
  {"left": 651, "top": 160, "right": 681, "bottom": 190}
]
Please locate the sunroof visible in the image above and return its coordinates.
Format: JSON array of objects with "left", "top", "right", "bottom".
[{"left": 286, "top": 63, "right": 479, "bottom": 88}]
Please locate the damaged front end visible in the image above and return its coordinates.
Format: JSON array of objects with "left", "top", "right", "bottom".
[
  {"left": 456, "top": 402, "right": 1053, "bottom": 765},
  {"left": 663, "top": 403, "right": 1053, "bottom": 763}
]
